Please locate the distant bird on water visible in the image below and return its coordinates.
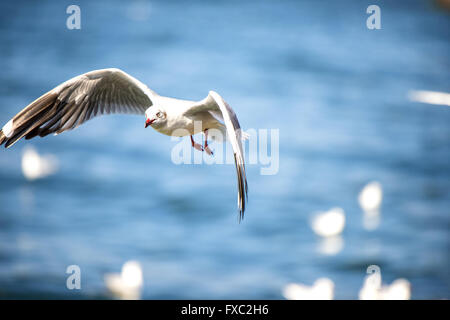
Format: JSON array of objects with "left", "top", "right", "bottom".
[
  {"left": 283, "top": 278, "right": 335, "bottom": 300},
  {"left": 21, "top": 145, "right": 58, "bottom": 181},
  {"left": 0, "top": 68, "right": 248, "bottom": 220},
  {"left": 104, "top": 260, "right": 144, "bottom": 300}
]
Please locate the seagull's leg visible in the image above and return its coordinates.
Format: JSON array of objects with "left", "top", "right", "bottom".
[
  {"left": 190, "top": 135, "right": 204, "bottom": 152},
  {"left": 203, "top": 129, "right": 213, "bottom": 156}
]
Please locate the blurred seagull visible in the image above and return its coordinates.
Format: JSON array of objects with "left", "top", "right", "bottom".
[
  {"left": 0, "top": 68, "right": 248, "bottom": 220},
  {"left": 359, "top": 181, "right": 383, "bottom": 230},
  {"left": 21, "top": 145, "right": 58, "bottom": 181},
  {"left": 104, "top": 260, "right": 143, "bottom": 300},
  {"left": 283, "top": 278, "right": 334, "bottom": 300},
  {"left": 358, "top": 181, "right": 383, "bottom": 213},
  {"left": 310, "top": 207, "right": 346, "bottom": 238},
  {"left": 359, "top": 272, "right": 411, "bottom": 300},
  {"left": 408, "top": 90, "right": 450, "bottom": 107}
]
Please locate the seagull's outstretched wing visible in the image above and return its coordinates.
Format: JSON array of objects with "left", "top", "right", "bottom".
[
  {"left": 185, "top": 91, "right": 248, "bottom": 220},
  {"left": 0, "top": 68, "right": 154, "bottom": 148}
]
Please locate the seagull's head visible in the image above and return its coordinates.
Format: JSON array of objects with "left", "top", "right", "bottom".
[{"left": 145, "top": 107, "right": 167, "bottom": 129}]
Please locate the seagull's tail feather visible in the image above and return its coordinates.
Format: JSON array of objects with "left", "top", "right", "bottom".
[{"left": 234, "top": 153, "right": 248, "bottom": 223}]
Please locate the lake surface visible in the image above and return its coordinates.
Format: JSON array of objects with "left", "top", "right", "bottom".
[{"left": 0, "top": 0, "right": 448, "bottom": 299}]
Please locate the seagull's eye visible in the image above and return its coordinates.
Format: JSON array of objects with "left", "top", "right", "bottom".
[{"left": 156, "top": 111, "right": 163, "bottom": 118}]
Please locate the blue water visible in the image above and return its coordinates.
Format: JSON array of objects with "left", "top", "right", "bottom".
[{"left": 0, "top": 0, "right": 449, "bottom": 299}]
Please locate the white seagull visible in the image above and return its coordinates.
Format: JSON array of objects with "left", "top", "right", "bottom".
[
  {"left": 283, "top": 278, "right": 335, "bottom": 300},
  {"left": 104, "top": 260, "right": 144, "bottom": 300},
  {"left": 0, "top": 68, "right": 248, "bottom": 219}
]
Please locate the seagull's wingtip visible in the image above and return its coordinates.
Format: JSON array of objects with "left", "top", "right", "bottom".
[{"left": 0, "top": 131, "right": 5, "bottom": 146}]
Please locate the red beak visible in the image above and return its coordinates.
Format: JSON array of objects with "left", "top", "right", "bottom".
[{"left": 145, "top": 118, "right": 155, "bottom": 128}]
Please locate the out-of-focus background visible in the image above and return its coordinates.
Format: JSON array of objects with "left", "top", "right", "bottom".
[{"left": 0, "top": 0, "right": 448, "bottom": 299}]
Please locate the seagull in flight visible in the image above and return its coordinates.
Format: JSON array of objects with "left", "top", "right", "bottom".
[{"left": 0, "top": 68, "right": 248, "bottom": 220}]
